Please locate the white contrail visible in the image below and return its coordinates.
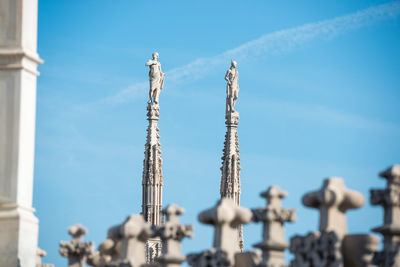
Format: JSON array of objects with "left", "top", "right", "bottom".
[{"left": 109, "top": 1, "right": 400, "bottom": 103}]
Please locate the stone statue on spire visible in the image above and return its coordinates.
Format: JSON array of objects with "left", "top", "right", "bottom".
[
  {"left": 225, "top": 60, "right": 239, "bottom": 113},
  {"left": 146, "top": 52, "right": 165, "bottom": 104}
]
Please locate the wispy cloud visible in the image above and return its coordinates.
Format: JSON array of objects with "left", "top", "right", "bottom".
[
  {"left": 108, "top": 1, "right": 400, "bottom": 103},
  {"left": 247, "top": 98, "right": 400, "bottom": 133}
]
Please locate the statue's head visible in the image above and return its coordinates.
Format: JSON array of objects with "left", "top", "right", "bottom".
[
  {"left": 231, "top": 60, "right": 237, "bottom": 68},
  {"left": 152, "top": 52, "right": 159, "bottom": 60}
]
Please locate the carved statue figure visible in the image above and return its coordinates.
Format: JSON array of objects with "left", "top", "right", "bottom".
[
  {"left": 146, "top": 52, "right": 165, "bottom": 104},
  {"left": 225, "top": 61, "right": 239, "bottom": 113}
]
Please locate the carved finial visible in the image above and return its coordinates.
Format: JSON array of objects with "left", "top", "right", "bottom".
[
  {"left": 370, "top": 165, "right": 400, "bottom": 267},
  {"left": 251, "top": 186, "right": 296, "bottom": 266},
  {"left": 188, "top": 198, "right": 252, "bottom": 266},
  {"left": 59, "top": 224, "right": 94, "bottom": 267},
  {"left": 36, "top": 247, "right": 54, "bottom": 267},
  {"left": 156, "top": 204, "right": 194, "bottom": 267},
  {"left": 302, "top": 177, "right": 365, "bottom": 239}
]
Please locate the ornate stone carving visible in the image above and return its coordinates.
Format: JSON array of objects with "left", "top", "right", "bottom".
[
  {"left": 155, "top": 204, "right": 193, "bottom": 267},
  {"left": 370, "top": 165, "right": 400, "bottom": 267},
  {"left": 252, "top": 186, "right": 296, "bottom": 267},
  {"left": 220, "top": 62, "right": 243, "bottom": 250},
  {"left": 59, "top": 224, "right": 94, "bottom": 267},
  {"left": 290, "top": 231, "right": 342, "bottom": 267},
  {"left": 146, "top": 52, "right": 165, "bottom": 104},
  {"left": 302, "top": 177, "right": 365, "bottom": 240},
  {"left": 142, "top": 100, "right": 165, "bottom": 262}
]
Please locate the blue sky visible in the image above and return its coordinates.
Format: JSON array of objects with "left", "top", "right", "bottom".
[{"left": 34, "top": 1, "right": 400, "bottom": 265}]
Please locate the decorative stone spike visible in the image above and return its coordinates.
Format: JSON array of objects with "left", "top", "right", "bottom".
[
  {"left": 252, "top": 186, "right": 296, "bottom": 267},
  {"left": 155, "top": 204, "right": 193, "bottom": 267},
  {"left": 59, "top": 224, "right": 94, "bottom": 267},
  {"left": 370, "top": 165, "right": 400, "bottom": 267},
  {"left": 220, "top": 61, "right": 243, "bottom": 251},
  {"left": 187, "top": 198, "right": 252, "bottom": 267},
  {"left": 142, "top": 101, "right": 164, "bottom": 262},
  {"left": 302, "top": 177, "right": 365, "bottom": 240}
]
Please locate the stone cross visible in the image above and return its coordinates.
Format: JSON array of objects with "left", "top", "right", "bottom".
[
  {"left": 155, "top": 204, "right": 193, "bottom": 267},
  {"left": 197, "top": 198, "right": 252, "bottom": 264},
  {"left": 302, "top": 177, "right": 365, "bottom": 239},
  {"left": 252, "top": 186, "right": 296, "bottom": 266},
  {"left": 370, "top": 165, "right": 400, "bottom": 267},
  {"left": 117, "top": 214, "right": 153, "bottom": 267},
  {"left": 59, "top": 224, "right": 94, "bottom": 267}
]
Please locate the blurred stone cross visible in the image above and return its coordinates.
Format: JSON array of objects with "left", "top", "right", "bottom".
[
  {"left": 155, "top": 204, "right": 193, "bottom": 267},
  {"left": 302, "top": 177, "right": 365, "bottom": 239},
  {"left": 252, "top": 186, "right": 296, "bottom": 267},
  {"left": 59, "top": 224, "right": 94, "bottom": 267}
]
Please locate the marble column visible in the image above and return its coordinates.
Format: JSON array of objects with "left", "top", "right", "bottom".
[{"left": 0, "top": 0, "right": 43, "bottom": 266}]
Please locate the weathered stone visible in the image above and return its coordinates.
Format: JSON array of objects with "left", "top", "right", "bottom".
[
  {"left": 342, "top": 234, "right": 379, "bottom": 267},
  {"left": 302, "top": 177, "right": 365, "bottom": 240},
  {"left": 59, "top": 224, "right": 94, "bottom": 267},
  {"left": 290, "top": 231, "right": 342, "bottom": 267},
  {"left": 155, "top": 204, "right": 193, "bottom": 267},
  {"left": 252, "top": 186, "right": 296, "bottom": 267},
  {"left": 187, "top": 249, "right": 231, "bottom": 267},
  {"left": 370, "top": 165, "right": 400, "bottom": 267}
]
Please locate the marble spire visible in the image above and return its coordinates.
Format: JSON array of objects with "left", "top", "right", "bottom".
[
  {"left": 142, "top": 52, "right": 165, "bottom": 262},
  {"left": 220, "top": 61, "right": 243, "bottom": 250}
]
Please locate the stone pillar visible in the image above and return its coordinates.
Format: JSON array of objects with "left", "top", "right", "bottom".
[
  {"left": 59, "top": 224, "right": 94, "bottom": 267},
  {"left": 187, "top": 198, "right": 252, "bottom": 267},
  {"left": 370, "top": 165, "right": 400, "bottom": 266},
  {"left": 156, "top": 204, "right": 193, "bottom": 267},
  {"left": 302, "top": 177, "right": 365, "bottom": 240},
  {"left": 252, "top": 186, "right": 296, "bottom": 266},
  {"left": 0, "top": 0, "right": 42, "bottom": 266}
]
